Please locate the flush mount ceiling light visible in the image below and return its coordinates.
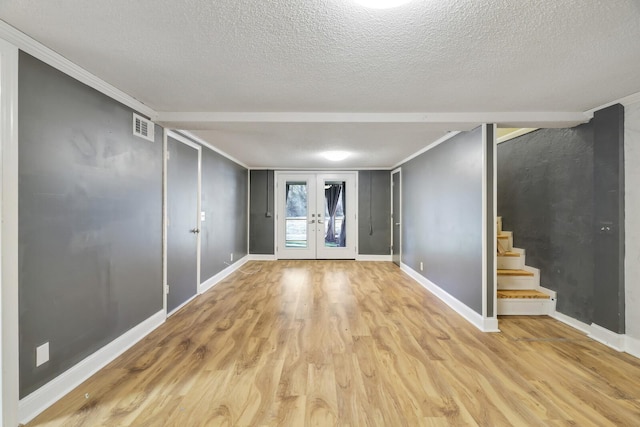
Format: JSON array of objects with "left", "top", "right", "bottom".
[
  {"left": 322, "top": 151, "right": 350, "bottom": 161},
  {"left": 353, "top": 0, "right": 414, "bottom": 9}
]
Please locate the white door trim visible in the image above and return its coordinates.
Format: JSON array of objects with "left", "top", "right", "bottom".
[
  {"left": 164, "top": 130, "right": 202, "bottom": 316},
  {"left": 0, "top": 37, "right": 20, "bottom": 427},
  {"left": 391, "top": 167, "right": 402, "bottom": 265}
]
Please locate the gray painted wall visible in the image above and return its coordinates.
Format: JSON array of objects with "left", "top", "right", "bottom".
[
  {"left": 402, "top": 127, "right": 485, "bottom": 314},
  {"left": 200, "top": 148, "right": 248, "bottom": 280},
  {"left": 497, "top": 126, "right": 596, "bottom": 323},
  {"left": 18, "top": 52, "right": 163, "bottom": 397},
  {"left": 358, "top": 170, "right": 391, "bottom": 255},
  {"left": 249, "top": 170, "right": 275, "bottom": 254}
]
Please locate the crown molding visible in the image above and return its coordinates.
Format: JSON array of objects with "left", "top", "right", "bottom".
[
  {"left": 172, "top": 130, "right": 249, "bottom": 169},
  {"left": 586, "top": 91, "right": 640, "bottom": 114},
  {"left": 0, "top": 20, "right": 157, "bottom": 119}
]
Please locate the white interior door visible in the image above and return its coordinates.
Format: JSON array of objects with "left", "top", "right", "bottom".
[{"left": 277, "top": 172, "right": 357, "bottom": 259}]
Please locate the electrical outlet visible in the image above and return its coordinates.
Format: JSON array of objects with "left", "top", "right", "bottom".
[
  {"left": 36, "top": 342, "right": 49, "bottom": 367},
  {"left": 230, "top": 253, "right": 234, "bottom": 262},
  {"left": 420, "top": 262, "right": 424, "bottom": 271},
  {"left": 201, "top": 211, "right": 206, "bottom": 221}
]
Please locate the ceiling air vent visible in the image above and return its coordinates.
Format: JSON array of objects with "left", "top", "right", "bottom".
[{"left": 133, "top": 113, "right": 155, "bottom": 142}]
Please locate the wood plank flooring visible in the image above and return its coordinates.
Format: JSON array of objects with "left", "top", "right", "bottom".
[{"left": 27, "top": 261, "right": 640, "bottom": 426}]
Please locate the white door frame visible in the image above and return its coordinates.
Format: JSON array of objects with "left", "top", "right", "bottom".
[
  {"left": 275, "top": 171, "right": 358, "bottom": 259},
  {"left": 391, "top": 167, "right": 402, "bottom": 265},
  {"left": 0, "top": 38, "right": 20, "bottom": 427},
  {"left": 164, "top": 130, "right": 202, "bottom": 317}
]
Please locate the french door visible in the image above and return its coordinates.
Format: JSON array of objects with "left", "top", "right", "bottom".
[{"left": 276, "top": 172, "right": 357, "bottom": 259}]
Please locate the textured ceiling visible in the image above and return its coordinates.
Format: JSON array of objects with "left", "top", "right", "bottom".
[{"left": 1, "top": 0, "right": 640, "bottom": 167}]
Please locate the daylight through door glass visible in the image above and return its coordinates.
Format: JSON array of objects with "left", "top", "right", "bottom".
[{"left": 285, "top": 182, "right": 308, "bottom": 248}]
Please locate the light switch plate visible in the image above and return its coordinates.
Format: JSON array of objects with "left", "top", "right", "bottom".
[
  {"left": 36, "top": 342, "right": 49, "bottom": 367},
  {"left": 201, "top": 211, "right": 206, "bottom": 221}
]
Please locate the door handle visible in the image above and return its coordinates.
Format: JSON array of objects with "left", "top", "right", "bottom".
[
  {"left": 190, "top": 228, "right": 200, "bottom": 234},
  {"left": 318, "top": 220, "right": 325, "bottom": 224},
  {"left": 395, "top": 223, "right": 401, "bottom": 226},
  {"left": 309, "top": 220, "right": 315, "bottom": 224}
]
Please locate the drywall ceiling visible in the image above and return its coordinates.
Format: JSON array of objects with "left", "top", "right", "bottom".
[{"left": 1, "top": 0, "right": 640, "bottom": 168}]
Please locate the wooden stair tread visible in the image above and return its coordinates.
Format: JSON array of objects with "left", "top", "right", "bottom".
[
  {"left": 497, "top": 290, "right": 550, "bottom": 299},
  {"left": 497, "top": 269, "right": 534, "bottom": 277},
  {"left": 497, "top": 251, "right": 520, "bottom": 258},
  {"left": 497, "top": 234, "right": 509, "bottom": 239}
]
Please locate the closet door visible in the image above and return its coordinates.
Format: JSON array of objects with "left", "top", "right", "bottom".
[{"left": 166, "top": 134, "right": 200, "bottom": 314}]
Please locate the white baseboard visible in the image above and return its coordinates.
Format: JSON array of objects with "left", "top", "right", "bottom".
[
  {"left": 247, "top": 254, "right": 277, "bottom": 261},
  {"left": 356, "top": 254, "right": 392, "bottom": 262},
  {"left": 199, "top": 255, "right": 250, "bottom": 294},
  {"left": 625, "top": 335, "right": 640, "bottom": 359},
  {"left": 167, "top": 294, "right": 198, "bottom": 317},
  {"left": 550, "top": 310, "right": 591, "bottom": 334},
  {"left": 550, "top": 311, "right": 640, "bottom": 359},
  {"left": 18, "top": 310, "right": 165, "bottom": 425},
  {"left": 589, "top": 323, "right": 625, "bottom": 352},
  {"left": 401, "top": 263, "right": 499, "bottom": 332}
]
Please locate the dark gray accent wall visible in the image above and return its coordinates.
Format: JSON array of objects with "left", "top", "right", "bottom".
[
  {"left": 497, "top": 126, "right": 596, "bottom": 323},
  {"left": 402, "top": 127, "right": 485, "bottom": 314},
  {"left": 593, "top": 105, "right": 625, "bottom": 333},
  {"left": 200, "top": 148, "right": 248, "bottom": 280},
  {"left": 249, "top": 170, "right": 275, "bottom": 255},
  {"left": 358, "top": 170, "right": 391, "bottom": 255},
  {"left": 18, "top": 52, "right": 163, "bottom": 397}
]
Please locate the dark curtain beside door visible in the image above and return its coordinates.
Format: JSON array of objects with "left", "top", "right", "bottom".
[{"left": 325, "top": 183, "right": 346, "bottom": 247}]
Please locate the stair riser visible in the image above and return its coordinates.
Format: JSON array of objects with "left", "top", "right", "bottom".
[
  {"left": 498, "top": 299, "right": 556, "bottom": 315},
  {"left": 497, "top": 235, "right": 513, "bottom": 252},
  {"left": 497, "top": 257, "right": 525, "bottom": 270},
  {"left": 497, "top": 275, "right": 539, "bottom": 290}
]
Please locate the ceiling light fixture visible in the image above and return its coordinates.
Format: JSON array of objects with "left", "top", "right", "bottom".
[
  {"left": 353, "top": 0, "right": 413, "bottom": 9},
  {"left": 322, "top": 151, "right": 350, "bottom": 161}
]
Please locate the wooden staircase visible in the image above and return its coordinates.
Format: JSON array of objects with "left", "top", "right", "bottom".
[{"left": 496, "top": 217, "right": 556, "bottom": 315}]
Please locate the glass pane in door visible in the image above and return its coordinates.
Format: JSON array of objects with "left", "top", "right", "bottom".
[
  {"left": 285, "top": 182, "right": 308, "bottom": 248},
  {"left": 323, "top": 181, "right": 346, "bottom": 248}
]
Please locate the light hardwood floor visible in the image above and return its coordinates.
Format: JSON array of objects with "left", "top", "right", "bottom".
[{"left": 27, "top": 261, "right": 640, "bottom": 426}]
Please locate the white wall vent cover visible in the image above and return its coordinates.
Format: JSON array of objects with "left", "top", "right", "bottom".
[{"left": 133, "top": 113, "right": 155, "bottom": 142}]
